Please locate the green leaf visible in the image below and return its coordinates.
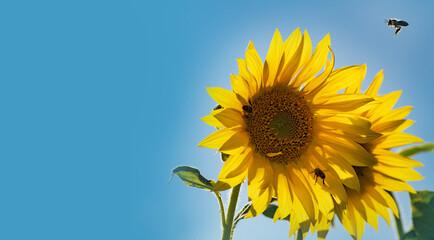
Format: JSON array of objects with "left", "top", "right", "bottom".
[
  {"left": 262, "top": 204, "right": 290, "bottom": 221},
  {"left": 233, "top": 202, "right": 252, "bottom": 228},
  {"left": 409, "top": 190, "right": 434, "bottom": 240},
  {"left": 169, "top": 166, "right": 215, "bottom": 190},
  {"left": 398, "top": 143, "right": 434, "bottom": 158}
]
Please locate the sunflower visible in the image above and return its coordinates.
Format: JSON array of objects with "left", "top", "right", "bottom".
[
  {"left": 334, "top": 70, "right": 424, "bottom": 240},
  {"left": 198, "top": 28, "right": 379, "bottom": 238}
]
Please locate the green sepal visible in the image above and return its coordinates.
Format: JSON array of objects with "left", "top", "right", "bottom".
[
  {"left": 213, "top": 104, "right": 223, "bottom": 111},
  {"left": 221, "top": 153, "right": 230, "bottom": 162},
  {"left": 233, "top": 198, "right": 278, "bottom": 227},
  {"left": 169, "top": 166, "right": 215, "bottom": 190},
  {"left": 233, "top": 202, "right": 252, "bottom": 228},
  {"left": 262, "top": 204, "right": 290, "bottom": 221},
  {"left": 398, "top": 143, "right": 434, "bottom": 158},
  {"left": 408, "top": 190, "right": 434, "bottom": 240}
]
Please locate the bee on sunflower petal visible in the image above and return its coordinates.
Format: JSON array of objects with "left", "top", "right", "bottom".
[{"left": 310, "top": 168, "right": 326, "bottom": 185}]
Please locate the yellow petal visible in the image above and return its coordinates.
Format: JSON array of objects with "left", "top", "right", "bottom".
[
  {"left": 314, "top": 64, "right": 367, "bottom": 96},
  {"left": 219, "top": 147, "right": 252, "bottom": 179},
  {"left": 265, "top": 152, "right": 282, "bottom": 157},
  {"left": 291, "top": 34, "right": 331, "bottom": 88},
  {"left": 219, "top": 131, "right": 249, "bottom": 153},
  {"left": 237, "top": 58, "right": 258, "bottom": 95},
  {"left": 230, "top": 74, "right": 250, "bottom": 102},
  {"left": 348, "top": 191, "right": 368, "bottom": 223},
  {"left": 372, "top": 149, "right": 423, "bottom": 168},
  {"left": 282, "top": 28, "right": 302, "bottom": 68},
  {"left": 206, "top": 87, "right": 243, "bottom": 110},
  {"left": 368, "top": 132, "right": 423, "bottom": 149},
  {"left": 311, "top": 94, "right": 374, "bottom": 112},
  {"left": 288, "top": 213, "right": 301, "bottom": 238},
  {"left": 316, "top": 112, "right": 371, "bottom": 128},
  {"left": 339, "top": 211, "right": 354, "bottom": 237},
  {"left": 263, "top": 29, "right": 284, "bottom": 87},
  {"left": 380, "top": 106, "right": 413, "bottom": 122},
  {"left": 316, "top": 211, "right": 333, "bottom": 240},
  {"left": 364, "top": 70, "right": 384, "bottom": 97},
  {"left": 375, "top": 186, "right": 399, "bottom": 217},
  {"left": 309, "top": 149, "right": 348, "bottom": 205},
  {"left": 213, "top": 149, "right": 253, "bottom": 191},
  {"left": 317, "top": 114, "right": 381, "bottom": 144},
  {"left": 362, "top": 192, "right": 390, "bottom": 226},
  {"left": 237, "top": 58, "right": 250, "bottom": 80},
  {"left": 272, "top": 163, "right": 293, "bottom": 218},
  {"left": 353, "top": 207, "right": 366, "bottom": 240},
  {"left": 273, "top": 205, "right": 282, "bottom": 222},
  {"left": 288, "top": 166, "right": 316, "bottom": 221},
  {"left": 372, "top": 119, "right": 414, "bottom": 133},
  {"left": 364, "top": 200, "right": 379, "bottom": 231},
  {"left": 302, "top": 52, "right": 335, "bottom": 96},
  {"left": 373, "top": 164, "right": 423, "bottom": 181},
  {"left": 375, "top": 203, "right": 391, "bottom": 227},
  {"left": 371, "top": 170, "right": 417, "bottom": 193},
  {"left": 278, "top": 30, "right": 312, "bottom": 86},
  {"left": 245, "top": 41, "right": 263, "bottom": 88},
  {"left": 318, "top": 134, "right": 377, "bottom": 166},
  {"left": 299, "top": 158, "right": 335, "bottom": 215},
  {"left": 367, "top": 91, "right": 402, "bottom": 121},
  {"left": 314, "top": 184, "right": 334, "bottom": 217},
  {"left": 364, "top": 185, "right": 398, "bottom": 217},
  {"left": 245, "top": 186, "right": 272, "bottom": 218},
  {"left": 213, "top": 108, "right": 244, "bottom": 128},
  {"left": 198, "top": 127, "right": 238, "bottom": 149},
  {"left": 341, "top": 202, "right": 366, "bottom": 240},
  {"left": 344, "top": 64, "right": 368, "bottom": 94},
  {"left": 247, "top": 153, "right": 273, "bottom": 198},
  {"left": 322, "top": 146, "right": 360, "bottom": 191},
  {"left": 200, "top": 114, "right": 224, "bottom": 128},
  {"left": 299, "top": 220, "right": 311, "bottom": 239},
  {"left": 317, "top": 126, "right": 380, "bottom": 144}
]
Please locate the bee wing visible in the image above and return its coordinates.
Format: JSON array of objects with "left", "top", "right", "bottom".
[
  {"left": 397, "top": 20, "right": 409, "bottom": 26},
  {"left": 395, "top": 27, "right": 402, "bottom": 35}
]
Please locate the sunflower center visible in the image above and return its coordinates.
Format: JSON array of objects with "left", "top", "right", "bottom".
[{"left": 244, "top": 88, "right": 313, "bottom": 164}]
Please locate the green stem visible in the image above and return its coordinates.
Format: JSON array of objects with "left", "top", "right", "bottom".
[
  {"left": 389, "top": 192, "right": 405, "bottom": 240},
  {"left": 296, "top": 228, "right": 303, "bottom": 240},
  {"left": 221, "top": 184, "right": 241, "bottom": 240},
  {"left": 214, "top": 191, "right": 226, "bottom": 229}
]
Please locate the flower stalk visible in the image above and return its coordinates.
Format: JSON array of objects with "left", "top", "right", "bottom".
[
  {"left": 214, "top": 191, "right": 226, "bottom": 229},
  {"left": 221, "top": 184, "right": 241, "bottom": 240},
  {"left": 389, "top": 192, "right": 405, "bottom": 240}
]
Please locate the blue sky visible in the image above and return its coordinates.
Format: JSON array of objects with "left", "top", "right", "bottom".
[{"left": 1, "top": 0, "right": 433, "bottom": 239}]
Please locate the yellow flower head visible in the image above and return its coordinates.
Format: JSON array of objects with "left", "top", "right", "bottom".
[
  {"left": 199, "top": 28, "right": 381, "bottom": 238},
  {"left": 335, "top": 70, "right": 424, "bottom": 240}
]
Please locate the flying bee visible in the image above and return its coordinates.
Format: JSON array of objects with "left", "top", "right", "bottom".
[
  {"left": 310, "top": 168, "right": 326, "bottom": 185},
  {"left": 386, "top": 18, "right": 409, "bottom": 36}
]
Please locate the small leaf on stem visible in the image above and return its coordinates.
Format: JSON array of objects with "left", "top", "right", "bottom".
[
  {"left": 233, "top": 202, "right": 252, "bottom": 228},
  {"left": 169, "top": 166, "right": 215, "bottom": 190}
]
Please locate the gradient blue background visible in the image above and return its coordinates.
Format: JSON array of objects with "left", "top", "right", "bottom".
[{"left": 0, "top": 0, "right": 433, "bottom": 239}]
